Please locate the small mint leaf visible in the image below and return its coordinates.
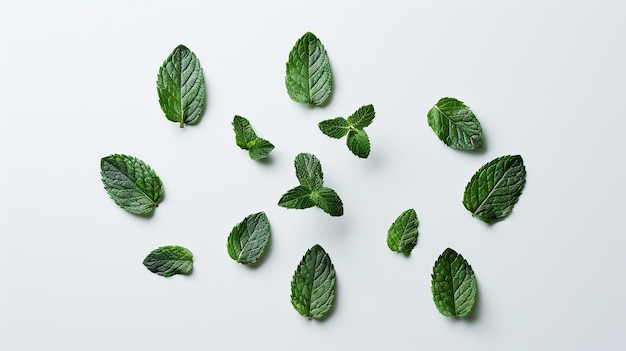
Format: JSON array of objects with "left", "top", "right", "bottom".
[
  {"left": 291, "top": 244, "right": 336, "bottom": 319},
  {"left": 387, "top": 209, "right": 419, "bottom": 255},
  {"left": 143, "top": 245, "right": 193, "bottom": 277},
  {"left": 347, "top": 104, "right": 375, "bottom": 129},
  {"left": 278, "top": 185, "right": 315, "bottom": 209},
  {"left": 294, "top": 152, "right": 324, "bottom": 190},
  {"left": 310, "top": 187, "right": 343, "bottom": 217},
  {"left": 233, "top": 115, "right": 258, "bottom": 148},
  {"left": 285, "top": 32, "right": 332, "bottom": 106},
  {"left": 427, "top": 97, "right": 483, "bottom": 150},
  {"left": 346, "top": 129, "right": 371, "bottom": 158},
  {"left": 318, "top": 117, "right": 349, "bottom": 139},
  {"left": 248, "top": 138, "right": 274, "bottom": 160},
  {"left": 227, "top": 212, "right": 271, "bottom": 265},
  {"left": 431, "top": 248, "right": 477, "bottom": 318}
]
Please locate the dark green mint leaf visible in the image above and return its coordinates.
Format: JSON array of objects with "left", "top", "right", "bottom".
[
  {"left": 310, "top": 187, "right": 343, "bottom": 217},
  {"left": 157, "top": 44, "right": 206, "bottom": 128},
  {"left": 346, "top": 129, "right": 371, "bottom": 158},
  {"left": 294, "top": 152, "right": 324, "bottom": 190},
  {"left": 143, "top": 245, "right": 193, "bottom": 277},
  {"left": 427, "top": 97, "right": 483, "bottom": 150},
  {"left": 248, "top": 138, "right": 275, "bottom": 160},
  {"left": 463, "top": 155, "right": 526, "bottom": 223},
  {"left": 232, "top": 115, "right": 258, "bottom": 148},
  {"left": 291, "top": 244, "right": 336, "bottom": 319},
  {"left": 431, "top": 248, "right": 477, "bottom": 318},
  {"left": 278, "top": 185, "right": 316, "bottom": 209},
  {"left": 285, "top": 32, "right": 332, "bottom": 106},
  {"left": 227, "top": 212, "right": 271, "bottom": 265},
  {"left": 100, "top": 154, "right": 163, "bottom": 215},
  {"left": 347, "top": 104, "right": 375, "bottom": 129},
  {"left": 387, "top": 209, "right": 419, "bottom": 255},
  {"left": 318, "top": 117, "right": 349, "bottom": 139},
  {"left": 319, "top": 105, "right": 375, "bottom": 158}
]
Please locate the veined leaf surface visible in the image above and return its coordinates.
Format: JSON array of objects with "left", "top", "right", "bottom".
[
  {"left": 291, "top": 244, "right": 336, "bottom": 319},
  {"left": 427, "top": 97, "right": 483, "bottom": 150},
  {"left": 227, "top": 212, "right": 271, "bottom": 265},
  {"left": 387, "top": 209, "right": 419, "bottom": 255},
  {"left": 143, "top": 246, "right": 193, "bottom": 277},
  {"left": 431, "top": 248, "right": 477, "bottom": 318},
  {"left": 285, "top": 32, "right": 332, "bottom": 106}
]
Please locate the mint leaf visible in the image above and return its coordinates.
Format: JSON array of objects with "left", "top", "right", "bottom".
[
  {"left": 232, "top": 115, "right": 274, "bottom": 160},
  {"left": 157, "top": 44, "right": 206, "bottom": 128},
  {"left": 431, "top": 248, "right": 477, "bottom": 318},
  {"left": 463, "top": 155, "right": 526, "bottom": 223},
  {"left": 346, "top": 129, "right": 370, "bottom": 158},
  {"left": 248, "top": 138, "right": 275, "bottom": 160},
  {"left": 310, "top": 188, "right": 343, "bottom": 217},
  {"left": 318, "top": 117, "right": 349, "bottom": 139},
  {"left": 227, "top": 212, "right": 271, "bottom": 265},
  {"left": 427, "top": 97, "right": 483, "bottom": 150},
  {"left": 387, "top": 209, "right": 419, "bottom": 255},
  {"left": 347, "top": 104, "right": 375, "bottom": 129},
  {"left": 100, "top": 154, "right": 164, "bottom": 215},
  {"left": 143, "top": 245, "right": 193, "bottom": 277},
  {"left": 294, "top": 152, "right": 324, "bottom": 190},
  {"left": 291, "top": 244, "right": 336, "bottom": 319},
  {"left": 285, "top": 32, "right": 332, "bottom": 106},
  {"left": 278, "top": 185, "right": 316, "bottom": 209}
]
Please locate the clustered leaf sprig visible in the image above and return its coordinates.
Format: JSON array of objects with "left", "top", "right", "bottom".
[{"left": 318, "top": 104, "right": 375, "bottom": 158}]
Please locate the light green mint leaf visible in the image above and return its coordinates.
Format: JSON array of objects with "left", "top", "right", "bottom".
[
  {"left": 100, "top": 154, "right": 164, "bottom": 215},
  {"left": 346, "top": 129, "right": 371, "bottom": 158},
  {"left": 157, "top": 44, "right": 206, "bottom": 128},
  {"left": 278, "top": 185, "right": 316, "bottom": 209},
  {"left": 285, "top": 32, "right": 332, "bottom": 106},
  {"left": 431, "top": 248, "right": 477, "bottom": 318},
  {"left": 232, "top": 115, "right": 258, "bottom": 148},
  {"left": 248, "top": 138, "right": 275, "bottom": 160},
  {"left": 291, "top": 244, "right": 336, "bottom": 319},
  {"left": 387, "top": 209, "right": 419, "bottom": 255},
  {"left": 347, "top": 104, "right": 375, "bottom": 129},
  {"left": 310, "top": 187, "right": 343, "bottom": 217},
  {"left": 318, "top": 117, "right": 349, "bottom": 139},
  {"left": 143, "top": 245, "right": 193, "bottom": 277},
  {"left": 294, "top": 152, "right": 324, "bottom": 190},
  {"left": 227, "top": 212, "right": 271, "bottom": 265},
  {"left": 427, "top": 97, "right": 484, "bottom": 150},
  {"left": 463, "top": 155, "right": 526, "bottom": 223}
]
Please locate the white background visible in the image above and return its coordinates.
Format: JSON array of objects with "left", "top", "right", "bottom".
[{"left": 2, "top": 1, "right": 625, "bottom": 350}]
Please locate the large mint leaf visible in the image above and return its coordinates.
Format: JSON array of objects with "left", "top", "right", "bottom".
[
  {"left": 143, "top": 245, "right": 193, "bottom": 277},
  {"left": 427, "top": 97, "right": 483, "bottom": 150},
  {"left": 431, "top": 248, "right": 477, "bottom": 318},
  {"left": 100, "top": 154, "right": 163, "bottom": 215},
  {"left": 463, "top": 155, "right": 526, "bottom": 223},
  {"left": 285, "top": 32, "right": 332, "bottom": 106},
  {"left": 157, "top": 44, "right": 206, "bottom": 128},
  {"left": 387, "top": 209, "right": 419, "bottom": 255},
  {"left": 227, "top": 212, "right": 271, "bottom": 265},
  {"left": 294, "top": 152, "right": 323, "bottom": 190},
  {"left": 291, "top": 244, "right": 336, "bottom": 319}
]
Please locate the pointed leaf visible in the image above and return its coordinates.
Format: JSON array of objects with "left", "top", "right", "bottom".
[
  {"left": 346, "top": 129, "right": 371, "bottom": 158},
  {"left": 291, "top": 244, "right": 336, "bottom": 319},
  {"left": 285, "top": 32, "right": 332, "bottom": 106},
  {"left": 427, "top": 97, "right": 483, "bottom": 150},
  {"left": 278, "top": 185, "right": 315, "bottom": 209},
  {"left": 227, "top": 212, "right": 271, "bottom": 265},
  {"left": 294, "top": 152, "right": 324, "bottom": 190},
  {"left": 100, "top": 154, "right": 164, "bottom": 215},
  {"left": 248, "top": 138, "right": 275, "bottom": 160},
  {"left": 310, "top": 187, "right": 343, "bottom": 217},
  {"left": 318, "top": 117, "right": 349, "bottom": 139},
  {"left": 232, "top": 115, "right": 258, "bottom": 148},
  {"left": 431, "top": 248, "right": 477, "bottom": 318},
  {"left": 157, "top": 44, "right": 206, "bottom": 128},
  {"left": 387, "top": 209, "right": 419, "bottom": 255},
  {"left": 143, "top": 245, "right": 193, "bottom": 277},
  {"left": 463, "top": 155, "right": 526, "bottom": 223},
  {"left": 347, "top": 104, "right": 375, "bottom": 129}
]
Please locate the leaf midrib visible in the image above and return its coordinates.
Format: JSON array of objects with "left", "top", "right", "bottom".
[
  {"left": 472, "top": 160, "right": 514, "bottom": 217},
  {"left": 104, "top": 159, "right": 157, "bottom": 207}
]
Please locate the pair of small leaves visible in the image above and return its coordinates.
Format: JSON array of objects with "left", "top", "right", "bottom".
[
  {"left": 278, "top": 153, "right": 343, "bottom": 216},
  {"left": 232, "top": 115, "right": 275, "bottom": 160},
  {"left": 143, "top": 245, "right": 193, "bottom": 277},
  {"left": 227, "top": 212, "right": 271, "bottom": 265},
  {"left": 157, "top": 45, "right": 206, "bottom": 128},
  {"left": 319, "top": 104, "right": 375, "bottom": 158},
  {"left": 431, "top": 248, "right": 477, "bottom": 318},
  {"left": 291, "top": 244, "right": 336, "bottom": 319},
  {"left": 285, "top": 32, "right": 332, "bottom": 106},
  {"left": 387, "top": 209, "right": 419, "bottom": 255},
  {"left": 100, "top": 154, "right": 164, "bottom": 215},
  {"left": 427, "top": 97, "right": 484, "bottom": 150}
]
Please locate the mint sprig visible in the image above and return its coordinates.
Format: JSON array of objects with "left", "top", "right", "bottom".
[
  {"left": 227, "top": 212, "right": 271, "bottom": 265},
  {"left": 143, "top": 245, "right": 193, "bottom": 277},
  {"left": 318, "top": 104, "right": 375, "bottom": 158},
  {"left": 285, "top": 32, "right": 332, "bottom": 106},
  {"left": 291, "top": 244, "right": 336, "bottom": 319},
  {"left": 427, "top": 97, "right": 483, "bottom": 150},
  {"left": 431, "top": 248, "right": 477, "bottom": 318},
  {"left": 232, "top": 115, "right": 274, "bottom": 160}
]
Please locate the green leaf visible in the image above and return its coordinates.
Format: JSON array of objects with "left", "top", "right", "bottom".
[
  {"left": 347, "top": 104, "right": 375, "bottom": 129},
  {"left": 427, "top": 97, "right": 483, "bottom": 150},
  {"left": 291, "top": 244, "right": 336, "bottom": 319},
  {"left": 248, "top": 138, "right": 275, "bottom": 160},
  {"left": 232, "top": 115, "right": 258, "bottom": 148},
  {"left": 387, "top": 209, "right": 419, "bottom": 255},
  {"left": 463, "top": 155, "right": 526, "bottom": 223},
  {"left": 100, "top": 154, "right": 164, "bottom": 215},
  {"left": 310, "top": 188, "right": 343, "bottom": 217},
  {"left": 157, "top": 44, "right": 206, "bottom": 128},
  {"left": 318, "top": 117, "right": 349, "bottom": 139},
  {"left": 285, "top": 32, "right": 332, "bottom": 106},
  {"left": 294, "top": 152, "right": 324, "bottom": 190},
  {"left": 143, "top": 245, "right": 193, "bottom": 277},
  {"left": 278, "top": 185, "right": 316, "bottom": 209},
  {"left": 431, "top": 248, "right": 477, "bottom": 318},
  {"left": 346, "top": 129, "right": 371, "bottom": 158},
  {"left": 227, "top": 212, "right": 271, "bottom": 265}
]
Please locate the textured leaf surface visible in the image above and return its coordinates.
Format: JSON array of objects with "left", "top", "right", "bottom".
[
  {"left": 318, "top": 117, "right": 349, "bottom": 139},
  {"left": 227, "top": 212, "right": 271, "bottom": 265},
  {"left": 427, "top": 97, "right": 483, "bottom": 150},
  {"left": 294, "top": 153, "right": 323, "bottom": 190},
  {"left": 291, "top": 245, "right": 336, "bottom": 319},
  {"left": 310, "top": 188, "right": 343, "bottom": 217},
  {"left": 347, "top": 104, "right": 375, "bottom": 129},
  {"left": 431, "top": 248, "right": 477, "bottom": 318},
  {"left": 157, "top": 44, "right": 206, "bottom": 128},
  {"left": 278, "top": 186, "right": 316, "bottom": 209},
  {"left": 143, "top": 246, "right": 193, "bottom": 277},
  {"left": 319, "top": 104, "right": 375, "bottom": 158},
  {"left": 232, "top": 115, "right": 257, "bottom": 148},
  {"left": 285, "top": 32, "right": 332, "bottom": 106},
  {"left": 463, "top": 155, "right": 526, "bottom": 223},
  {"left": 387, "top": 209, "right": 419, "bottom": 255},
  {"left": 346, "top": 129, "right": 370, "bottom": 158},
  {"left": 100, "top": 154, "right": 163, "bottom": 215},
  {"left": 248, "top": 138, "right": 275, "bottom": 160}
]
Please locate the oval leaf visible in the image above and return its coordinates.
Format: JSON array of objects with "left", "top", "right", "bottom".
[
  {"left": 157, "top": 44, "right": 206, "bottom": 128},
  {"left": 100, "top": 154, "right": 164, "bottom": 215},
  {"left": 431, "top": 248, "right": 477, "bottom": 318},
  {"left": 310, "top": 187, "right": 343, "bottom": 217},
  {"left": 347, "top": 104, "right": 375, "bottom": 129},
  {"left": 232, "top": 115, "right": 257, "bottom": 148},
  {"left": 278, "top": 185, "right": 316, "bottom": 209},
  {"left": 294, "top": 152, "right": 324, "bottom": 190},
  {"left": 227, "top": 212, "right": 271, "bottom": 265},
  {"left": 318, "top": 117, "right": 349, "bottom": 139},
  {"left": 143, "top": 245, "right": 193, "bottom": 277},
  {"left": 346, "top": 129, "right": 371, "bottom": 158},
  {"left": 291, "top": 244, "right": 336, "bottom": 319},
  {"left": 285, "top": 32, "right": 332, "bottom": 106},
  {"left": 463, "top": 155, "right": 526, "bottom": 223},
  {"left": 387, "top": 209, "right": 419, "bottom": 255},
  {"left": 427, "top": 97, "right": 484, "bottom": 150},
  {"left": 248, "top": 138, "right": 275, "bottom": 160}
]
